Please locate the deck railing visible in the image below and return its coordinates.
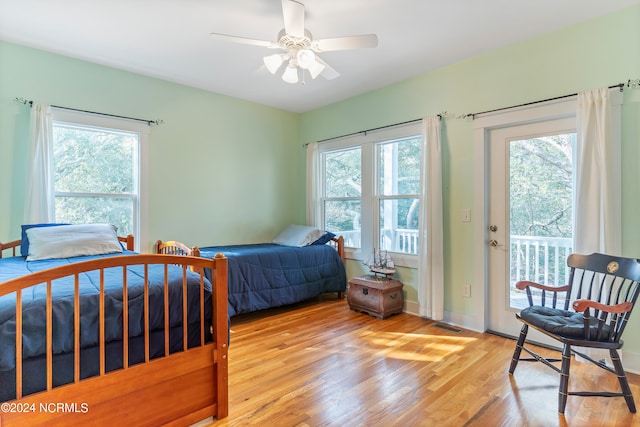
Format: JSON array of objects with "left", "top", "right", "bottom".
[
  {"left": 339, "top": 229, "right": 419, "bottom": 255},
  {"left": 510, "top": 235, "right": 573, "bottom": 287},
  {"left": 339, "top": 230, "right": 572, "bottom": 287}
]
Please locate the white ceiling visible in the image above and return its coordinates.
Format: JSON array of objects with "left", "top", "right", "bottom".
[{"left": 1, "top": 0, "right": 638, "bottom": 113}]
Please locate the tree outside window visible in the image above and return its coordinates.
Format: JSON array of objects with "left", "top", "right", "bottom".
[{"left": 52, "top": 122, "right": 139, "bottom": 238}]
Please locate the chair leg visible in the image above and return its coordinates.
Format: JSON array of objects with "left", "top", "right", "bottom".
[
  {"left": 509, "top": 324, "right": 528, "bottom": 374},
  {"left": 558, "top": 344, "right": 571, "bottom": 414},
  {"left": 610, "top": 349, "right": 637, "bottom": 413}
]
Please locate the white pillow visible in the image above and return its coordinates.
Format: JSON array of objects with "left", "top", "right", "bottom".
[
  {"left": 26, "top": 224, "right": 123, "bottom": 261},
  {"left": 272, "top": 225, "right": 326, "bottom": 247}
]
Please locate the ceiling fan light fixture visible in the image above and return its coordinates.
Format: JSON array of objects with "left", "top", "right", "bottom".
[
  {"left": 296, "top": 49, "right": 316, "bottom": 69},
  {"left": 282, "top": 63, "right": 299, "bottom": 84},
  {"left": 263, "top": 53, "right": 285, "bottom": 74}
]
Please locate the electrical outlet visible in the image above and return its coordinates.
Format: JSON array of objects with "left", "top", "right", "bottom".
[
  {"left": 461, "top": 208, "right": 471, "bottom": 222},
  {"left": 463, "top": 284, "right": 471, "bottom": 298}
]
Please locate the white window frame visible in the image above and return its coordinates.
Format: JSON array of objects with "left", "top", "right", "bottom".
[
  {"left": 51, "top": 109, "right": 149, "bottom": 252},
  {"left": 318, "top": 122, "right": 422, "bottom": 269}
]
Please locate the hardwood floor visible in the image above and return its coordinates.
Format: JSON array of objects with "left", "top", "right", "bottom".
[{"left": 201, "top": 296, "right": 640, "bottom": 427}]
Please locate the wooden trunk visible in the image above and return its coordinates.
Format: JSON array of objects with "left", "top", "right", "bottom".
[{"left": 347, "top": 275, "right": 403, "bottom": 319}]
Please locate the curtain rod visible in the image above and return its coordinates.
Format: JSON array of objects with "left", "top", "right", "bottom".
[
  {"left": 466, "top": 82, "right": 627, "bottom": 119},
  {"left": 313, "top": 113, "right": 445, "bottom": 145},
  {"left": 14, "top": 97, "right": 164, "bottom": 126}
]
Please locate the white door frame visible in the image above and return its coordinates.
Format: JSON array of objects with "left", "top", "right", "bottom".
[{"left": 471, "top": 97, "right": 579, "bottom": 332}]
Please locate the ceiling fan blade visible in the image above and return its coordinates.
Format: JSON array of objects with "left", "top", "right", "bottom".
[
  {"left": 313, "top": 34, "right": 378, "bottom": 52},
  {"left": 315, "top": 56, "right": 340, "bottom": 80},
  {"left": 282, "top": 0, "right": 305, "bottom": 38},
  {"left": 210, "top": 32, "right": 279, "bottom": 48}
]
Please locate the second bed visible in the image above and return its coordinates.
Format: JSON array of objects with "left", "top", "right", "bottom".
[{"left": 158, "top": 227, "right": 347, "bottom": 317}]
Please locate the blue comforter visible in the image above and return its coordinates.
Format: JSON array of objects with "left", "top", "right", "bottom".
[
  {"left": 0, "top": 251, "right": 212, "bottom": 372},
  {"left": 198, "top": 243, "right": 346, "bottom": 317}
]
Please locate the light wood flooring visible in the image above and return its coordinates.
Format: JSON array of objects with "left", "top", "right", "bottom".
[{"left": 201, "top": 295, "right": 640, "bottom": 427}]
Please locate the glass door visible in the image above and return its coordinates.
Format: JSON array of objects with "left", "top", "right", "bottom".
[{"left": 487, "top": 117, "right": 575, "bottom": 342}]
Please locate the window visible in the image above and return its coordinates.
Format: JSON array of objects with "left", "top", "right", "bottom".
[
  {"left": 318, "top": 122, "right": 422, "bottom": 268},
  {"left": 323, "top": 147, "right": 362, "bottom": 248},
  {"left": 51, "top": 109, "right": 148, "bottom": 250},
  {"left": 377, "top": 137, "right": 421, "bottom": 255}
]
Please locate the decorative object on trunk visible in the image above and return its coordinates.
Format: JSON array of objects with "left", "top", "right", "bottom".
[{"left": 364, "top": 249, "right": 396, "bottom": 277}]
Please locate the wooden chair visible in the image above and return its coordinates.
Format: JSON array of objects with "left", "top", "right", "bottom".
[{"left": 509, "top": 252, "right": 640, "bottom": 414}]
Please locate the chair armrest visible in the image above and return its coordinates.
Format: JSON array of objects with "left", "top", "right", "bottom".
[
  {"left": 573, "top": 299, "right": 634, "bottom": 342},
  {"left": 572, "top": 299, "right": 633, "bottom": 314},
  {"left": 515, "top": 281, "right": 570, "bottom": 292},
  {"left": 516, "top": 281, "right": 570, "bottom": 308}
]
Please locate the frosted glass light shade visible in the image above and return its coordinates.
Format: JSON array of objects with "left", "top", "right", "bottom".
[
  {"left": 296, "top": 49, "right": 316, "bottom": 69},
  {"left": 282, "top": 64, "right": 299, "bottom": 83},
  {"left": 263, "top": 54, "right": 284, "bottom": 74}
]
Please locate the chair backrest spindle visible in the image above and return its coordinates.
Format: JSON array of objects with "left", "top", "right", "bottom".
[{"left": 565, "top": 253, "right": 640, "bottom": 343}]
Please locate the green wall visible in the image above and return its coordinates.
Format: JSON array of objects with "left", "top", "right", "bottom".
[
  {"left": 1, "top": 5, "right": 640, "bottom": 361},
  {"left": 300, "top": 5, "right": 640, "bottom": 353},
  {"left": 0, "top": 41, "right": 302, "bottom": 251}
]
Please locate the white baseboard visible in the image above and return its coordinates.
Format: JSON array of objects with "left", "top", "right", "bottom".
[
  {"left": 442, "top": 310, "right": 483, "bottom": 333},
  {"left": 402, "top": 303, "right": 483, "bottom": 333},
  {"left": 622, "top": 350, "right": 640, "bottom": 375},
  {"left": 403, "top": 300, "right": 420, "bottom": 316}
]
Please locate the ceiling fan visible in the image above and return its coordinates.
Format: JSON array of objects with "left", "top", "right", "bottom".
[{"left": 210, "top": 0, "right": 378, "bottom": 84}]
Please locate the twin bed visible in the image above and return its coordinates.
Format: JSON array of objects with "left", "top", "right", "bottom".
[
  {"left": 1, "top": 223, "right": 346, "bottom": 425},
  {"left": 0, "top": 224, "right": 229, "bottom": 426},
  {"left": 159, "top": 224, "right": 347, "bottom": 318},
  {"left": 197, "top": 234, "right": 346, "bottom": 317}
]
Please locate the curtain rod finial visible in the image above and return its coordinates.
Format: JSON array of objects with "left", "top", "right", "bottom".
[{"left": 14, "top": 97, "right": 33, "bottom": 106}]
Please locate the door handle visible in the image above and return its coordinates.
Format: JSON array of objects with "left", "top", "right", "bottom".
[{"left": 489, "top": 239, "right": 499, "bottom": 247}]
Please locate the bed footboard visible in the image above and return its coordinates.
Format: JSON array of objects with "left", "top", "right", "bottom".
[{"left": 0, "top": 253, "right": 228, "bottom": 426}]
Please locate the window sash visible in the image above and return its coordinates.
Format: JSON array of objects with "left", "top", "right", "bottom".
[{"left": 317, "top": 122, "right": 422, "bottom": 268}]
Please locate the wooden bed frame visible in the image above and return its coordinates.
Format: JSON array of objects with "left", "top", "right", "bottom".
[
  {"left": 329, "top": 236, "right": 345, "bottom": 299},
  {"left": 0, "top": 236, "right": 229, "bottom": 426},
  {"left": 329, "top": 235, "right": 345, "bottom": 264}
]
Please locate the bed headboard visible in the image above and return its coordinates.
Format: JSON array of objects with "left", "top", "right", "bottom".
[
  {"left": 329, "top": 235, "right": 345, "bottom": 263},
  {"left": 155, "top": 240, "right": 201, "bottom": 257},
  {"left": 118, "top": 234, "right": 135, "bottom": 251},
  {"left": 0, "top": 240, "right": 21, "bottom": 259}
]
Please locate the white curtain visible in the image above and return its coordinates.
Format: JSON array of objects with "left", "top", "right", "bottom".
[
  {"left": 574, "top": 87, "right": 621, "bottom": 365},
  {"left": 305, "top": 142, "right": 321, "bottom": 227},
  {"left": 418, "top": 116, "right": 444, "bottom": 320},
  {"left": 574, "top": 88, "right": 621, "bottom": 256},
  {"left": 24, "top": 103, "right": 55, "bottom": 224}
]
